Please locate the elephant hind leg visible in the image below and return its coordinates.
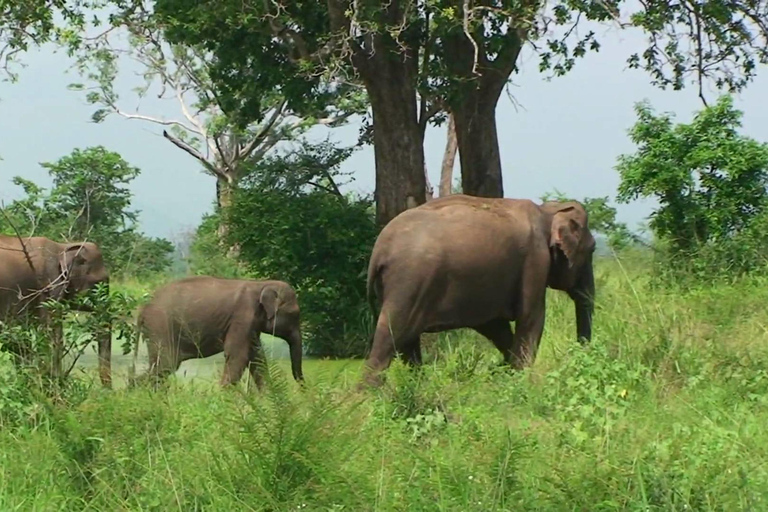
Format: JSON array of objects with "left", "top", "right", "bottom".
[
  {"left": 473, "top": 318, "right": 516, "bottom": 366},
  {"left": 136, "top": 335, "right": 183, "bottom": 390},
  {"left": 362, "top": 308, "right": 421, "bottom": 387}
]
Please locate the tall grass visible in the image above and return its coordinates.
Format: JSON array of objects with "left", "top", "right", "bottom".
[{"left": 2, "top": 255, "right": 768, "bottom": 510}]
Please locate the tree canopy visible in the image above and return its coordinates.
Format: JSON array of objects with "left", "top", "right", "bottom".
[
  {"left": 617, "top": 95, "right": 768, "bottom": 254},
  {"left": 153, "top": 0, "right": 768, "bottom": 226}
]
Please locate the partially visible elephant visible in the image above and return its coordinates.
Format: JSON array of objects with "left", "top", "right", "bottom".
[
  {"left": 0, "top": 235, "right": 112, "bottom": 387},
  {"left": 362, "top": 194, "right": 596, "bottom": 386},
  {"left": 135, "top": 276, "right": 304, "bottom": 389}
]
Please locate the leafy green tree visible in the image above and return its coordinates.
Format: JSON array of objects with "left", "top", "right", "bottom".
[
  {"left": 616, "top": 95, "right": 768, "bottom": 254},
  {"left": 0, "top": 0, "right": 86, "bottom": 80},
  {"left": 154, "top": 0, "right": 768, "bottom": 228},
  {"left": 66, "top": 5, "right": 365, "bottom": 212},
  {"left": 221, "top": 139, "right": 378, "bottom": 357},
  {"left": 0, "top": 146, "right": 174, "bottom": 278}
]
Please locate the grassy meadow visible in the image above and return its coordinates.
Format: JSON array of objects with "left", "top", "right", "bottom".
[{"left": 2, "top": 253, "right": 768, "bottom": 511}]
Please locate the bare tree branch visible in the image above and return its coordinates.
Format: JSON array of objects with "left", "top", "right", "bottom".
[
  {"left": 162, "top": 130, "right": 227, "bottom": 180},
  {"left": 0, "top": 204, "right": 36, "bottom": 274}
]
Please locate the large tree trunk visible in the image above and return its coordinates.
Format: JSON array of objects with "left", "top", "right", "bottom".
[
  {"left": 439, "top": 113, "right": 458, "bottom": 197},
  {"left": 453, "top": 93, "right": 503, "bottom": 198},
  {"left": 442, "top": 11, "right": 524, "bottom": 199},
  {"left": 368, "top": 97, "right": 426, "bottom": 226},
  {"left": 215, "top": 178, "right": 240, "bottom": 258},
  {"left": 325, "top": 0, "right": 427, "bottom": 227},
  {"left": 356, "top": 42, "right": 426, "bottom": 227}
]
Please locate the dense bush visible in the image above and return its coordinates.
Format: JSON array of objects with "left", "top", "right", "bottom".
[
  {"left": 226, "top": 187, "right": 377, "bottom": 357},
  {"left": 616, "top": 95, "right": 768, "bottom": 279},
  {"left": 187, "top": 211, "right": 249, "bottom": 279}
]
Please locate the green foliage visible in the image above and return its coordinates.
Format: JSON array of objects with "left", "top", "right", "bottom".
[
  {"left": 224, "top": 140, "right": 378, "bottom": 357},
  {"left": 541, "top": 189, "right": 636, "bottom": 250},
  {"left": 187, "top": 211, "right": 248, "bottom": 279},
  {"left": 153, "top": 0, "right": 366, "bottom": 130},
  {"left": 0, "top": 282, "right": 140, "bottom": 386},
  {"left": 0, "top": 0, "right": 94, "bottom": 81},
  {"left": 153, "top": 0, "right": 768, "bottom": 131},
  {"left": 0, "top": 146, "right": 174, "bottom": 278},
  {"left": 616, "top": 95, "right": 768, "bottom": 277},
  {"left": 3, "top": 258, "right": 768, "bottom": 508}
]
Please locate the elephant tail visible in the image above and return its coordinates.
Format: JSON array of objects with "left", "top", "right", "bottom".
[{"left": 366, "top": 258, "right": 385, "bottom": 326}]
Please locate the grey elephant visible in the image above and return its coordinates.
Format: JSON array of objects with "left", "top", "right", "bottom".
[
  {"left": 135, "top": 276, "right": 304, "bottom": 389},
  {"left": 362, "top": 194, "right": 596, "bottom": 386},
  {"left": 0, "top": 235, "right": 112, "bottom": 386}
]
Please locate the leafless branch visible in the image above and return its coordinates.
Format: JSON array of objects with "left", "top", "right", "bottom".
[
  {"left": 0, "top": 204, "right": 36, "bottom": 274},
  {"left": 463, "top": 0, "right": 483, "bottom": 76},
  {"left": 162, "top": 130, "right": 227, "bottom": 180},
  {"left": 237, "top": 98, "right": 288, "bottom": 162}
]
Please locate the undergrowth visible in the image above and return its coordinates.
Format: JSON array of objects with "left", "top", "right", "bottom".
[{"left": 1, "top": 257, "right": 768, "bottom": 510}]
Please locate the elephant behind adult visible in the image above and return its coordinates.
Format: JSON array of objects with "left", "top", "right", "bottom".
[
  {"left": 135, "top": 276, "right": 304, "bottom": 389},
  {"left": 362, "top": 194, "right": 596, "bottom": 386},
  {"left": 0, "top": 235, "right": 112, "bottom": 387}
]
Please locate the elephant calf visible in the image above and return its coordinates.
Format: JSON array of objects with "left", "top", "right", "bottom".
[{"left": 136, "top": 276, "right": 304, "bottom": 389}]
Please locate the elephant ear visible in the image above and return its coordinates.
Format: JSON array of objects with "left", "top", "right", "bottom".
[
  {"left": 59, "top": 244, "right": 87, "bottom": 279},
  {"left": 259, "top": 286, "right": 281, "bottom": 321},
  {"left": 550, "top": 207, "right": 583, "bottom": 268}
]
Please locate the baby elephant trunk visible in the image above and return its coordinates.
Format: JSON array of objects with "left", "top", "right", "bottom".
[{"left": 288, "top": 328, "right": 304, "bottom": 383}]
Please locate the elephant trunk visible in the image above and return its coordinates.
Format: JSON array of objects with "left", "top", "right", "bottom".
[
  {"left": 570, "top": 263, "right": 594, "bottom": 344},
  {"left": 289, "top": 329, "right": 304, "bottom": 383}
]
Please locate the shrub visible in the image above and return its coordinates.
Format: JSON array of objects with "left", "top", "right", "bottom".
[{"left": 226, "top": 187, "right": 377, "bottom": 357}]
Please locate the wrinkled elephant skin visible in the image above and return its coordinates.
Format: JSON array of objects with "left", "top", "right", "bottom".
[{"left": 362, "top": 195, "right": 596, "bottom": 386}]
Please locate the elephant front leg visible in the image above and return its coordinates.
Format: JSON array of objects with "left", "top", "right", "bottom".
[
  {"left": 510, "top": 299, "right": 546, "bottom": 369},
  {"left": 220, "top": 324, "right": 254, "bottom": 387},
  {"left": 246, "top": 334, "right": 267, "bottom": 391}
]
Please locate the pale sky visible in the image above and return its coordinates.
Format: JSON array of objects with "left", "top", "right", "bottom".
[{"left": 1, "top": 24, "right": 767, "bottom": 241}]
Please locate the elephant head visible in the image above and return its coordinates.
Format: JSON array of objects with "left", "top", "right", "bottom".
[
  {"left": 54, "top": 242, "right": 110, "bottom": 303},
  {"left": 57, "top": 241, "right": 112, "bottom": 387},
  {"left": 542, "top": 201, "right": 596, "bottom": 344},
  {"left": 258, "top": 285, "right": 304, "bottom": 383}
]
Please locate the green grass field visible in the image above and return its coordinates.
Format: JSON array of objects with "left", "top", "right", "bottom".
[{"left": 2, "top": 255, "right": 768, "bottom": 510}]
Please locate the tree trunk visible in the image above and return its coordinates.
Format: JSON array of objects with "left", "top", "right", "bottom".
[
  {"left": 359, "top": 53, "right": 426, "bottom": 227},
  {"left": 216, "top": 178, "right": 240, "bottom": 258},
  {"left": 441, "top": 11, "right": 524, "bottom": 200},
  {"left": 453, "top": 92, "right": 503, "bottom": 198},
  {"left": 439, "top": 113, "right": 458, "bottom": 197},
  {"left": 424, "top": 164, "right": 434, "bottom": 201}
]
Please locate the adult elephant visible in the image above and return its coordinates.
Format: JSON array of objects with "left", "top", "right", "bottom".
[
  {"left": 362, "top": 194, "right": 596, "bottom": 386},
  {"left": 0, "top": 235, "right": 112, "bottom": 387},
  {"left": 135, "top": 276, "right": 304, "bottom": 389}
]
